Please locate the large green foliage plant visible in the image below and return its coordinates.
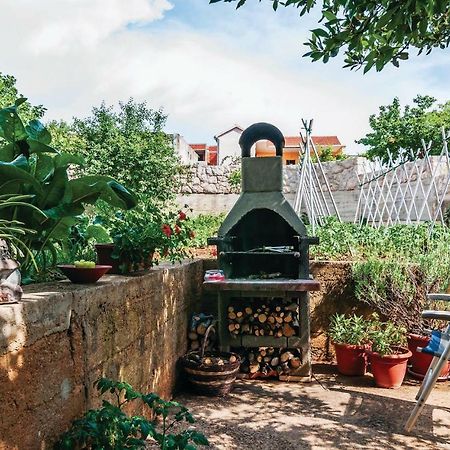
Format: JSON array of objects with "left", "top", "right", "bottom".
[{"left": 0, "top": 100, "right": 136, "bottom": 278}]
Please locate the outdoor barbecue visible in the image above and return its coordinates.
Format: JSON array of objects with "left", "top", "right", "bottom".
[{"left": 205, "top": 122, "right": 320, "bottom": 381}]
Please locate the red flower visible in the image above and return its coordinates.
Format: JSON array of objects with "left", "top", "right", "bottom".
[
  {"left": 178, "top": 211, "right": 187, "bottom": 221},
  {"left": 175, "top": 224, "right": 181, "bottom": 234},
  {"left": 189, "top": 231, "right": 195, "bottom": 239},
  {"left": 162, "top": 224, "right": 172, "bottom": 237}
]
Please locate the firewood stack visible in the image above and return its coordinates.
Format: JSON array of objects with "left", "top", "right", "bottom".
[
  {"left": 188, "top": 313, "right": 216, "bottom": 352},
  {"left": 227, "top": 298, "right": 299, "bottom": 338},
  {"left": 238, "top": 347, "right": 302, "bottom": 378}
]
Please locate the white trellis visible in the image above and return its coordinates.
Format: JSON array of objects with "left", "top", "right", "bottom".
[
  {"left": 293, "top": 119, "right": 341, "bottom": 233},
  {"left": 355, "top": 128, "right": 450, "bottom": 228}
]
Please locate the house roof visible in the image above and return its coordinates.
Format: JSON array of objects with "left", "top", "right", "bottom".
[
  {"left": 214, "top": 125, "right": 244, "bottom": 139},
  {"left": 284, "top": 135, "right": 342, "bottom": 147},
  {"left": 190, "top": 143, "right": 207, "bottom": 150}
]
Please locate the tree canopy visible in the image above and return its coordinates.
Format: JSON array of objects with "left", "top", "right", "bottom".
[
  {"left": 68, "top": 99, "right": 180, "bottom": 204},
  {"left": 0, "top": 73, "right": 45, "bottom": 122},
  {"left": 210, "top": 0, "right": 450, "bottom": 72},
  {"left": 357, "top": 95, "right": 450, "bottom": 161}
]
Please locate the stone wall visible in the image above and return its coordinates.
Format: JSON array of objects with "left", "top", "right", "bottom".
[
  {"left": 178, "top": 158, "right": 366, "bottom": 220},
  {"left": 0, "top": 258, "right": 369, "bottom": 449},
  {"left": 178, "top": 157, "right": 449, "bottom": 222},
  {"left": 0, "top": 260, "right": 203, "bottom": 450}
]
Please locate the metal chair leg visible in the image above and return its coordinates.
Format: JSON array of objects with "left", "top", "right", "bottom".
[
  {"left": 415, "top": 355, "right": 440, "bottom": 400},
  {"left": 405, "top": 345, "right": 450, "bottom": 432}
]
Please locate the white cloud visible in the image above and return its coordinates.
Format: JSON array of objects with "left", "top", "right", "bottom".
[
  {"left": 0, "top": 0, "right": 173, "bottom": 52},
  {"left": 0, "top": 0, "right": 449, "bottom": 154}
]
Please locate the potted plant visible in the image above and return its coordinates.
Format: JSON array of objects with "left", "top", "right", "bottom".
[
  {"left": 408, "top": 332, "right": 450, "bottom": 380},
  {"left": 329, "top": 313, "right": 372, "bottom": 376},
  {"left": 95, "top": 199, "right": 194, "bottom": 274},
  {"left": 367, "top": 320, "right": 412, "bottom": 388}
]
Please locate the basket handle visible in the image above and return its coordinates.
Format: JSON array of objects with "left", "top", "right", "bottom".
[{"left": 200, "top": 322, "right": 217, "bottom": 359}]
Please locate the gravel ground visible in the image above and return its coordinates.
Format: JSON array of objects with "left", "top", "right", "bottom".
[{"left": 163, "top": 364, "right": 450, "bottom": 450}]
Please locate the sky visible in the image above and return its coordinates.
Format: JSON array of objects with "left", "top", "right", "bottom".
[{"left": 1, "top": 0, "right": 449, "bottom": 154}]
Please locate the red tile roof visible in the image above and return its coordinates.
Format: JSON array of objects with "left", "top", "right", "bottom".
[
  {"left": 190, "top": 143, "right": 207, "bottom": 150},
  {"left": 284, "top": 136, "right": 342, "bottom": 147},
  {"left": 312, "top": 136, "right": 341, "bottom": 146}
]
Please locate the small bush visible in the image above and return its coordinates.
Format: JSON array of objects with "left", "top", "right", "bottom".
[{"left": 55, "top": 378, "right": 209, "bottom": 450}]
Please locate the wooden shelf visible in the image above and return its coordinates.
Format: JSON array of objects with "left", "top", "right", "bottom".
[{"left": 203, "top": 278, "right": 320, "bottom": 293}]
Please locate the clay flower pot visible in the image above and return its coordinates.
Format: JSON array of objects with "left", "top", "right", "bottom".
[
  {"left": 95, "top": 244, "right": 155, "bottom": 274},
  {"left": 367, "top": 346, "right": 412, "bottom": 388},
  {"left": 57, "top": 265, "right": 112, "bottom": 284},
  {"left": 334, "top": 342, "right": 372, "bottom": 376},
  {"left": 95, "top": 244, "right": 121, "bottom": 274},
  {"left": 407, "top": 333, "right": 450, "bottom": 381}
]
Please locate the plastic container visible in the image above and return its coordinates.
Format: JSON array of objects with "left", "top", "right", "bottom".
[{"left": 204, "top": 270, "right": 225, "bottom": 281}]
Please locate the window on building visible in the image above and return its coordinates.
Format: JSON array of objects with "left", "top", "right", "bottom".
[{"left": 286, "top": 159, "right": 296, "bottom": 165}]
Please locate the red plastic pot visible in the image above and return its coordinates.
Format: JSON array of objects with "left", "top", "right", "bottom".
[
  {"left": 334, "top": 342, "right": 371, "bottom": 376},
  {"left": 367, "top": 346, "right": 412, "bottom": 388},
  {"left": 407, "top": 333, "right": 450, "bottom": 380},
  {"left": 57, "top": 265, "right": 112, "bottom": 284}
]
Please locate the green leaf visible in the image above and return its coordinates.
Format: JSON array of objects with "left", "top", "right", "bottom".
[
  {"left": 34, "top": 154, "right": 55, "bottom": 182},
  {"left": 54, "top": 152, "right": 84, "bottom": 168},
  {"left": 39, "top": 167, "right": 70, "bottom": 209},
  {"left": 0, "top": 156, "right": 42, "bottom": 193},
  {"left": 322, "top": 10, "right": 337, "bottom": 21},
  {"left": 311, "top": 28, "right": 328, "bottom": 38},
  {"left": 14, "top": 97, "right": 27, "bottom": 107},
  {"left": 0, "top": 106, "right": 27, "bottom": 142},
  {"left": 25, "top": 120, "right": 52, "bottom": 145},
  {"left": 27, "top": 138, "right": 58, "bottom": 154},
  {"left": 0, "top": 143, "right": 18, "bottom": 162}
]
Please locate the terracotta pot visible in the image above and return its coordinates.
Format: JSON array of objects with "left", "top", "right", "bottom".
[
  {"left": 95, "top": 243, "right": 121, "bottom": 274},
  {"left": 95, "top": 244, "right": 155, "bottom": 274},
  {"left": 367, "top": 346, "right": 412, "bottom": 388},
  {"left": 57, "top": 265, "right": 112, "bottom": 284},
  {"left": 334, "top": 342, "right": 371, "bottom": 376},
  {"left": 407, "top": 333, "right": 450, "bottom": 380}
]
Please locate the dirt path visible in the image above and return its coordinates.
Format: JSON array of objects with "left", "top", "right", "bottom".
[{"left": 174, "top": 365, "right": 450, "bottom": 450}]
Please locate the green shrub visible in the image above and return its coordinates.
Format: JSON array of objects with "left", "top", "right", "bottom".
[
  {"left": 55, "top": 378, "right": 209, "bottom": 450},
  {"left": 188, "top": 214, "right": 225, "bottom": 248},
  {"left": 369, "top": 319, "right": 407, "bottom": 356},
  {"left": 328, "top": 313, "right": 371, "bottom": 346}
]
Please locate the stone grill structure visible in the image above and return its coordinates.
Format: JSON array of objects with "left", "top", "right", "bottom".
[{"left": 205, "top": 123, "right": 320, "bottom": 381}]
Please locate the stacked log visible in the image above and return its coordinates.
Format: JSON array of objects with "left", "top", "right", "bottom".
[
  {"left": 188, "top": 313, "right": 215, "bottom": 351},
  {"left": 238, "top": 347, "right": 302, "bottom": 377},
  {"left": 227, "top": 299, "right": 299, "bottom": 338}
]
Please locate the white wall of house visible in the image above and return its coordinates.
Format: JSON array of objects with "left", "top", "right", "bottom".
[
  {"left": 216, "top": 127, "right": 243, "bottom": 165},
  {"left": 173, "top": 134, "right": 199, "bottom": 165}
]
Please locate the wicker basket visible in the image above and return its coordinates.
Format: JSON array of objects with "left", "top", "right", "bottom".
[{"left": 181, "top": 324, "right": 241, "bottom": 396}]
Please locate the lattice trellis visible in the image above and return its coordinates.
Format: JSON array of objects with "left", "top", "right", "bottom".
[
  {"left": 355, "top": 128, "right": 450, "bottom": 228},
  {"left": 294, "top": 119, "right": 341, "bottom": 233}
]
